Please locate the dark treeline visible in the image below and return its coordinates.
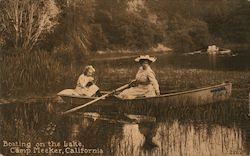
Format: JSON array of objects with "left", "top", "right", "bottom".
[
  {"left": 45, "top": 0, "right": 250, "bottom": 53},
  {"left": 1, "top": 0, "right": 250, "bottom": 54}
]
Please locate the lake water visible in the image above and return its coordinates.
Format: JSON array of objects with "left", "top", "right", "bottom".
[
  {"left": 0, "top": 99, "right": 249, "bottom": 156},
  {"left": 168, "top": 53, "right": 250, "bottom": 71},
  {"left": 90, "top": 52, "right": 250, "bottom": 71},
  {"left": 0, "top": 53, "right": 250, "bottom": 156}
]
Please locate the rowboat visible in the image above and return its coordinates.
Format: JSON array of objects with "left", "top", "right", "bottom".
[
  {"left": 57, "top": 82, "right": 232, "bottom": 108},
  {"left": 183, "top": 47, "right": 234, "bottom": 56},
  {"left": 217, "top": 48, "right": 232, "bottom": 55}
]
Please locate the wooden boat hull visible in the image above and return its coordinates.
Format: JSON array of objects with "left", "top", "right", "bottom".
[
  {"left": 184, "top": 48, "right": 233, "bottom": 56},
  {"left": 58, "top": 82, "right": 232, "bottom": 109},
  {"left": 113, "top": 82, "right": 232, "bottom": 106}
]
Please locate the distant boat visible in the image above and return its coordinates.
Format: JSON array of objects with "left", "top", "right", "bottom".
[
  {"left": 217, "top": 48, "right": 232, "bottom": 55},
  {"left": 184, "top": 45, "right": 235, "bottom": 56}
]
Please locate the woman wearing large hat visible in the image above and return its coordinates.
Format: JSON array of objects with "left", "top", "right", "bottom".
[{"left": 118, "top": 55, "right": 160, "bottom": 99}]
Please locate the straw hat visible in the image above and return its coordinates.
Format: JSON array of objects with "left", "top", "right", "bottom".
[{"left": 135, "top": 55, "right": 157, "bottom": 63}]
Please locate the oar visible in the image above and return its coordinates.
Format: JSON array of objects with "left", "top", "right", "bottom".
[{"left": 61, "top": 80, "right": 135, "bottom": 115}]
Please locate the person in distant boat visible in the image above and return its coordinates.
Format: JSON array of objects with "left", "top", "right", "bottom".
[
  {"left": 75, "top": 65, "right": 101, "bottom": 97},
  {"left": 118, "top": 55, "right": 160, "bottom": 99}
]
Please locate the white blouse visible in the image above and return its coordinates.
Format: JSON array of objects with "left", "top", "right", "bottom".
[
  {"left": 135, "top": 67, "right": 160, "bottom": 93},
  {"left": 76, "top": 74, "right": 94, "bottom": 88}
]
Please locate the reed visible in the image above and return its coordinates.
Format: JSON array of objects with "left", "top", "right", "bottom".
[
  {"left": 117, "top": 98, "right": 248, "bottom": 125},
  {"left": 97, "top": 63, "right": 249, "bottom": 100},
  {"left": 0, "top": 50, "right": 75, "bottom": 97},
  {"left": 1, "top": 52, "right": 249, "bottom": 99}
]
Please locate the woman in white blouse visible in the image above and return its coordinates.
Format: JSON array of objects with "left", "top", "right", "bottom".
[
  {"left": 75, "top": 65, "right": 101, "bottom": 97},
  {"left": 118, "top": 55, "right": 160, "bottom": 99}
]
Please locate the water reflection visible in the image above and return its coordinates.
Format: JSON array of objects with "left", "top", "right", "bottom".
[
  {"left": 138, "top": 122, "right": 158, "bottom": 150},
  {"left": 55, "top": 112, "right": 249, "bottom": 156},
  {"left": 1, "top": 101, "right": 250, "bottom": 156},
  {"left": 155, "top": 121, "right": 245, "bottom": 156},
  {"left": 56, "top": 114, "right": 123, "bottom": 155},
  {"left": 208, "top": 54, "right": 217, "bottom": 70},
  {"left": 111, "top": 121, "right": 247, "bottom": 156}
]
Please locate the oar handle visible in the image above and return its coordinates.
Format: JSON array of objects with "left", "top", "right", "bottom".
[
  {"left": 112, "top": 79, "right": 136, "bottom": 92},
  {"left": 114, "top": 83, "right": 130, "bottom": 92}
]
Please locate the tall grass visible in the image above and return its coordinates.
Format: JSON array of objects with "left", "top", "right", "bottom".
[
  {"left": 1, "top": 51, "right": 249, "bottom": 98},
  {"left": 0, "top": 50, "right": 78, "bottom": 97},
  {"left": 96, "top": 62, "right": 249, "bottom": 98}
]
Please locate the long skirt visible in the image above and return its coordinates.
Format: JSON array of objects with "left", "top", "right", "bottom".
[
  {"left": 118, "top": 84, "right": 156, "bottom": 99},
  {"left": 75, "top": 85, "right": 99, "bottom": 97}
]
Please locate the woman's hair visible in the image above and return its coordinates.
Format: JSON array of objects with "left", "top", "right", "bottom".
[
  {"left": 83, "top": 69, "right": 89, "bottom": 75},
  {"left": 83, "top": 65, "right": 95, "bottom": 75}
]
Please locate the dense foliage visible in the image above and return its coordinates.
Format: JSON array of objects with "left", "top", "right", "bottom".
[
  {"left": 0, "top": 0, "right": 60, "bottom": 50},
  {"left": 1, "top": 0, "right": 249, "bottom": 53},
  {"left": 51, "top": 0, "right": 250, "bottom": 53}
]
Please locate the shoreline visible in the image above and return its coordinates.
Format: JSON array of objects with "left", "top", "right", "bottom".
[{"left": 89, "top": 51, "right": 171, "bottom": 61}]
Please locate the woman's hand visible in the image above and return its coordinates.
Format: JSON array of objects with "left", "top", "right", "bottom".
[
  {"left": 88, "top": 77, "right": 94, "bottom": 82},
  {"left": 156, "top": 90, "right": 160, "bottom": 96},
  {"left": 129, "top": 80, "right": 137, "bottom": 87},
  {"left": 86, "top": 82, "right": 93, "bottom": 87},
  {"left": 85, "top": 77, "right": 94, "bottom": 87}
]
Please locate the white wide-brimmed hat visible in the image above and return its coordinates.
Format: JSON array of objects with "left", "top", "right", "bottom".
[
  {"left": 84, "top": 65, "right": 96, "bottom": 72},
  {"left": 135, "top": 55, "right": 157, "bottom": 63}
]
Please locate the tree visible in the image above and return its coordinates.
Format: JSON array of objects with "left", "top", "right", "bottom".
[{"left": 0, "top": 0, "right": 60, "bottom": 51}]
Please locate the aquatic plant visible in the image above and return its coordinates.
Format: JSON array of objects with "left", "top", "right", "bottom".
[{"left": 1, "top": 51, "right": 249, "bottom": 99}]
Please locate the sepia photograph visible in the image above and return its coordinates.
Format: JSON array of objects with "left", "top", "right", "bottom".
[{"left": 0, "top": 0, "right": 250, "bottom": 155}]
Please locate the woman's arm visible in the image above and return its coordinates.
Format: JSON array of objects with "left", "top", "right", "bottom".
[{"left": 147, "top": 71, "right": 160, "bottom": 95}]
